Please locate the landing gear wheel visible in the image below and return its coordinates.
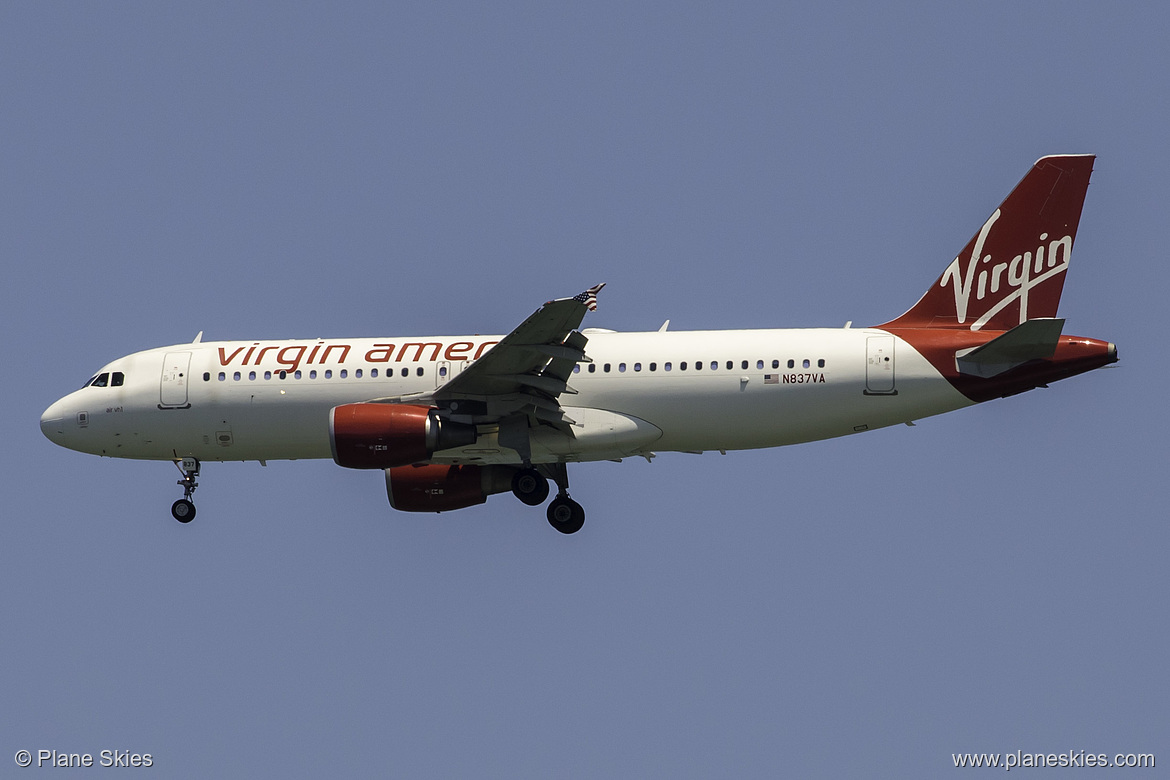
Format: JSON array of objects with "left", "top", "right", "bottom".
[
  {"left": 547, "top": 496, "right": 585, "bottom": 534},
  {"left": 172, "top": 457, "right": 201, "bottom": 524},
  {"left": 171, "top": 499, "right": 196, "bottom": 523},
  {"left": 512, "top": 468, "right": 550, "bottom": 506}
]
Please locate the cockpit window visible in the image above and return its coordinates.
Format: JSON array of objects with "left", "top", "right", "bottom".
[{"left": 84, "top": 371, "right": 124, "bottom": 388}]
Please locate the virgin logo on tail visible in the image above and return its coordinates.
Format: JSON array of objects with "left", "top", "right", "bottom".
[
  {"left": 879, "top": 155, "right": 1093, "bottom": 332},
  {"left": 941, "top": 209, "right": 1074, "bottom": 331}
]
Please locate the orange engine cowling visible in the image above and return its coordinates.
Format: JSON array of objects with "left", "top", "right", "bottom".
[
  {"left": 385, "top": 463, "right": 516, "bottom": 512},
  {"left": 329, "top": 403, "right": 477, "bottom": 469}
]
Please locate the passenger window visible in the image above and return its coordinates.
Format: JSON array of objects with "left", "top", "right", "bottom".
[
  {"left": 818, "top": 359, "right": 825, "bottom": 368},
  {"left": 309, "top": 370, "right": 317, "bottom": 379},
  {"left": 588, "top": 364, "right": 596, "bottom": 373},
  {"left": 401, "top": 368, "right": 408, "bottom": 377},
  {"left": 787, "top": 359, "right": 795, "bottom": 369},
  {"left": 634, "top": 363, "right": 642, "bottom": 372},
  {"left": 649, "top": 362, "right": 657, "bottom": 371},
  {"left": 371, "top": 369, "right": 379, "bottom": 378},
  {"left": 664, "top": 362, "right": 672, "bottom": 371},
  {"left": 340, "top": 369, "right": 348, "bottom": 379},
  {"left": 773, "top": 360, "right": 780, "bottom": 369},
  {"left": 234, "top": 371, "right": 241, "bottom": 381},
  {"left": 218, "top": 372, "right": 226, "bottom": 381},
  {"left": 278, "top": 371, "right": 287, "bottom": 380},
  {"left": 416, "top": 367, "right": 424, "bottom": 377},
  {"left": 618, "top": 363, "right": 626, "bottom": 373},
  {"left": 713, "top": 361, "right": 720, "bottom": 370},
  {"left": 803, "top": 359, "right": 810, "bottom": 368},
  {"left": 740, "top": 361, "right": 747, "bottom": 370},
  {"left": 355, "top": 369, "right": 363, "bottom": 378},
  {"left": 438, "top": 366, "right": 446, "bottom": 377},
  {"left": 695, "top": 361, "right": 702, "bottom": 371},
  {"left": 249, "top": 371, "right": 257, "bottom": 381},
  {"left": 604, "top": 363, "right": 611, "bottom": 373},
  {"left": 574, "top": 365, "right": 581, "bottom": 374},
  {"left": 202, "top": 372, "right": 210, "bottom": 382},
  {"left": 325, "top": 370, "right": 333, "bottom": 379},
  {"left": 295, "top": 370, "right": 302, "bottom": 379},
  {"left": 680, "top": 362, "right": 687, "bottom": 370}
]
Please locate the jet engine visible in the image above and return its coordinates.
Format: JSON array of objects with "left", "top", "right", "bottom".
[
  {"left": 385, "top": 463, "right": 516, "bottom": 512},
  {"left": 329, "top": 403, "right": 477, "bottom": 469}
]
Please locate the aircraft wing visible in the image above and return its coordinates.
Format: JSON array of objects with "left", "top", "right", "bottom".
[{"left": 431, "top": 283, "right": 605, "bottom": 434}]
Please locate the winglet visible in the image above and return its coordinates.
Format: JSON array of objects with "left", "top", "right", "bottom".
[{"left": 573, "top": 283, "right": 607, "bottom": 312}]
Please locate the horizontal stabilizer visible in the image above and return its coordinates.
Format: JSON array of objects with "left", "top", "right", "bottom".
[{"left": 955, "top": 318, "right": 1065, "bottom": 378}]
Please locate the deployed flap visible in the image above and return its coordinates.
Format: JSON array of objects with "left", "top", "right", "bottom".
[
  {"left": 956, "top": 318, "right": 1064, "bottom": 378},
  {"left": 437, "top": 284, "right": 603, "bottom": 400},
  {"left": 431, "top": 285, "right": 605, "bottom": 438}
]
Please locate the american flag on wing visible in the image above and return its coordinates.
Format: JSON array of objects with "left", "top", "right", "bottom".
[
  {"left": 764, "top": 374, "right": 779, "bottom": 384},
  {"left": 573, "top": 282, "right": 607, "bottom": 312}
]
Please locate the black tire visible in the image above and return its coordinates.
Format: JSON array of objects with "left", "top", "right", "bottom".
[
  {"left": 546, "top": 496, "right": 585, "bottom": 534},
  {"left": 512, "top": 468, "right": 550, "bottom": 506},
  {"left": 171, "top": 499, "right": 196, "bottom": 523}
]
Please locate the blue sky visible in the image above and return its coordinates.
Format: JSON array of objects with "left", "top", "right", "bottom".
[{"left": 2, "top": 3, "right": 1165, "bottom": 776}]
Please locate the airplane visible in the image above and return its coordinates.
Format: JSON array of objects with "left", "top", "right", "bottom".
[{"left": 41, "top": 155, "right": 1117, "bottom": 534}]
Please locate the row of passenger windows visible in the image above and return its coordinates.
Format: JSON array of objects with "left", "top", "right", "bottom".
[
  {"left": 100, "top": 358, "right": 827, "bottom": 387},
  {"left": 203, "top": 367, "right": 427, "bottom": 382},
  {"left": 84, "top": 372, "right": 125, "bottom": 388},
  {"left": 202, "top": 358, "right": 827, "bottom": 382},
  {"left": 573, "top": 358, "right": 827, "bottom": 374}
]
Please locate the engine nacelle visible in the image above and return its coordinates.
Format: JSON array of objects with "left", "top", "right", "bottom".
[
  {"left": 329, "top": 403, "right": 477, "bottom": 469},
  {"left": 385, "top": 464, "right": 516, "bottom": 512}
]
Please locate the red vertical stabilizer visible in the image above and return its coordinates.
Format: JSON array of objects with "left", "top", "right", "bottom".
[{"left": 880, "top": 155, "right": 1095, "bottom": 332}]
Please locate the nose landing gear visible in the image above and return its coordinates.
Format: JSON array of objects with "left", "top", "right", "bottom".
[{"left": 171, "top": 457, "right": 200, "bottom": 523}]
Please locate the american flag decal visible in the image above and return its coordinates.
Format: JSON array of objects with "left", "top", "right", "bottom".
[
  {"left": 573, "top": 282, "right": 607, "bottom": 312},
  {"left": 764, "top": 374, "right": 779, "bottom": 384}
]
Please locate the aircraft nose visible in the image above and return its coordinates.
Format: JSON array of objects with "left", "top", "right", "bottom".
[{"left": 40, "top": 399, "right": 68, "bottom": 441}]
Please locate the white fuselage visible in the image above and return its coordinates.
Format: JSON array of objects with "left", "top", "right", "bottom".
[{"left": 40, "top": 327, "right": 971, "bottom": 465}]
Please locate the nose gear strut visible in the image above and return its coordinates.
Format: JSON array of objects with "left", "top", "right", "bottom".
[{"left": 171, "top": 457, "right": 200, "bottom": 523}]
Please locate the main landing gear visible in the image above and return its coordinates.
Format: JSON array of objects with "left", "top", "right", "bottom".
[
  {"left": 547, "top": 495, "right": 585, "bottom": 535},
  {"left": 511, "top": 464, "right": 585, "bottom": 534},
  {"left": 171, "top": 457, "right": 200, "bottom": 523},
  {"left": 511, "top": 468, "right": 550, "bottom": 506}
]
